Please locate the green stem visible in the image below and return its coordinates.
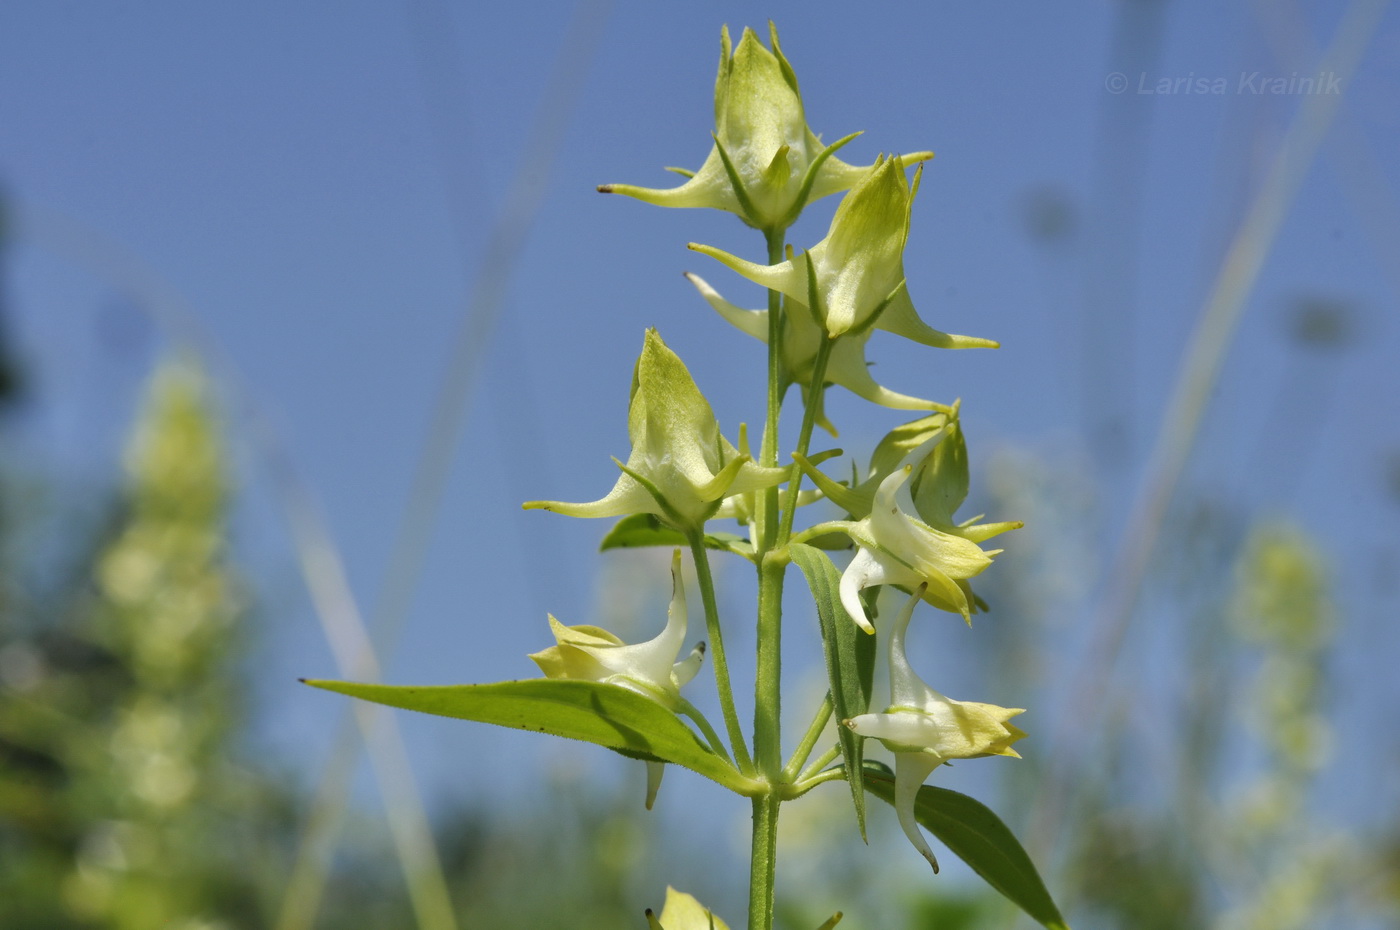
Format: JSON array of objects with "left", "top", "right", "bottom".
[
  {"left": 676, "top": 698, "right": 735, "bottom": 765},
  {"left": 797, "top": 742, "right": 842, "bottom": 785},
  {"left": 757, "top": 227, "right": 787, "bottom": 546},
  {"left": 777, "top": 334, "right": 834, "bottom": 545},
  {"left": 749, "top": 226, "right": 788, "bottom": 930},
  {"left": 789, "top": 762, "right": 848, "bottom": 798},
  {"left": 687, "top": 533, "right": 754, "bottom": 775},
  {"left": 753, "top": 228, "right": 788, "bottom": 776},
  {"left": 754, "top": 554, "right": 785, "bottom": 776},
  {"left": 782, "top": 693, "right": 833, "bottom": 781},
  {"left": 748, "top": 795, "right": 780, "bottom": 930}
]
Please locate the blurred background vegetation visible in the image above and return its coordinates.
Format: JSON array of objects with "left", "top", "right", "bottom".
[
  {"left": 3, "top": 200, "right": 1399, "bottom": 929},
  {"left": 3, "top": 1, "right": 1400, "bottom": 928}
]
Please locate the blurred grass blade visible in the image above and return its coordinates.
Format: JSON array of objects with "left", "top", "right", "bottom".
[
  {"left": 1042, "top": 0, "right": 1392, "bottom": 851},
  {"left": 864, "top": 763, "right": 1069, "bottom": 930},
  {"left": 305, "top": 678, "right": 758, "bottom": 795},
  {"left": 790, "top": 543, "right": 876, "bottom": 839},
  {"left": 14, "top": 204, "right": 459, "bottom": 930}
]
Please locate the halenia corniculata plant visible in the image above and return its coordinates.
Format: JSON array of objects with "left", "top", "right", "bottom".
[{"left": 308, "top": 23, "right": 1070, "bottom": 930}]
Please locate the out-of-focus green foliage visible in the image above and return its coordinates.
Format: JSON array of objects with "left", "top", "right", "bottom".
[
  {"left": 0, "top": 362, "right": 291, "bottom": 928},
  {"left": 0, "top": 369, "right": 700, "bottom": 928},
  {"left": 437, "top": 767, "right": 661, "bottom": 930},
  {"left": 0, "top": 249, "right": 1393, "bottom": 928}
]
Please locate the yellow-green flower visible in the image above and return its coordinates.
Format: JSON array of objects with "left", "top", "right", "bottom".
[
  {"left": 684, "top": 271, "right": 940, "bottom": 426},
  {"left": 839, "top": 465, "right": 1003, "bottom": 630},
  {"left": 844, "top": 588, "right": 1025, "bottom": 871},
  {"left": 600, "top": 24, "right": 923, "bottom": 231},
  {"left": 524, "top": 329, "right": 786, "bottom": 532},
  {"left": 691, "top": 156, "right": 996, "bottom": 346},
  {"left": 529, "top": 552, "right": 702, "bottom": 710},
  {"left": 529, "top": 550, "right": 704, "bottom": 808},
  {"left": 645, "top": 887, "right": 731, "bottom": 930},
  {"left": 794, "top": 411, "right": 1019, "bottom": 625}
]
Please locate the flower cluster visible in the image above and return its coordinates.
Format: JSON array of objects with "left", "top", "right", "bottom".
[
  {"left": 316, "top": 19, "right": 1058, "bottom": 930},
  {"left": 520, "top": 17, "right": 1036, "bottom": 912}
]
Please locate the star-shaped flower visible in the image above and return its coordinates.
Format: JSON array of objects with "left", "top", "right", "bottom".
[
  {"left": 690, "top": 155, "right": 996, "bottom": 347},
  {"left": 600, "top": 24, "right": 925, "bottom": 232},
  {"left": 529, "top": 550, "right": 705, "bottom": 807},
  {"left": 684, "top": 271, "right": 940, "bottom": 430},
  {"left": 838, "top": 466, "right": 997, "bottom": 629},
  {"left": 793, "top": 411, "right": 1020, "bottom": 627},
  {"left": 529, "top": 551, "right": 702, "bottom": 710},
  {"left": 524, "top": 329, "right": 786, "bottom": 532},
  {"left": 844, "top": 588, "right": 1025, "bottom": 871},
  {"left": 645, "top": 888, "right": 841, "bottom": 930}
]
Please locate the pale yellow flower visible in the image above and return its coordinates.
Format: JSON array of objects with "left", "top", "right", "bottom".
[
  {"left": 845, "top": 589, "right": 1025, "bottom": 871},
  {"left": 691, "top": 156, "right": 995, "bottom": 347},
  {"left": 601, "top": 24, "right": 919, "bottom": 231},
  {"left": 645, "top": 887, "right": 731, "bottom": 930},
  {"left": 529, "top": 550, "right": 704, "bottom": 808},
  {"left": 524, "top": 330, "right": 786, "bottom": 532}
]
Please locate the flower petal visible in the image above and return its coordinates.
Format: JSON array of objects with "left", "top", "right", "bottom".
[
  {"left": 656, "top": 886, "right": 732, "bottom": 930},
  {"left": 893, "top": 751, "right": 945, "bottom": 872},
  {"left": 838, "top": 548, "right": 885, "bottom": 634},
  {"left": 876, "top": 284, "right": 998, "bottom": 350},
  {"left": 645, "top": 760, "right": 666, "bottom": 811}
]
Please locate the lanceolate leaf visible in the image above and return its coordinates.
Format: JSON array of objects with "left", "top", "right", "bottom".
[
  {"left": 304, "top": 678, "right": 760, "bottom": 796},
  {"left": 599, "top": 513, "right": 752, "bottom": 558},
  {"left": 789, "top": 543, "right": 876, "bottom": 839},
  {"left": 862, "top": 763, "right": 1070, "bottom": 930}
]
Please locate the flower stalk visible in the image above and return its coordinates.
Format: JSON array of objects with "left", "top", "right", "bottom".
[
  {"left": 319, "top": 21, "right": 1065, "bottom": 930},
  {"left": 687, "top": 530, "right": 754, "bottom": 775},
  {"left": 750, "top": 224, "right": 790, "bottom": 930}
]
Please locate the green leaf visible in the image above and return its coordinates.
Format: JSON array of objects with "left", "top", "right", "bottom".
[
  {"left": 862, "top": 763, "right": 1070, "bottom": 930},
  {"left": 304, "top": 678, "right": 760, "bottom": 796},
  {"left": 599, "top": 513, "right": 752, "bottom": 558},
  {"left": 789, "top": 543, "right": 876, "bottom": 840}
]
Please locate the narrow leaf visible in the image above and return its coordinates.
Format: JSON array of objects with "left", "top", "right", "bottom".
[
  {"left": 789, "top": 543, "right": 875, "bottom": 839},
  {"left": 863, "top": 765, "right": 1070, "bottom": 930},
  {"left": 304, "top": 678, "right": 758, "bottom": 796}
]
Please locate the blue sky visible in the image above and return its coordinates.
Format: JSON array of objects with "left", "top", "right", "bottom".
[{"left": 4, "top": 0, "right": 1399, "bottom": 912}]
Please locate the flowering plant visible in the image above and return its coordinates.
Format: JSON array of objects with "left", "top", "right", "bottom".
[{"left": 308, "top": 23, "right": 1068, "bottom": 930}]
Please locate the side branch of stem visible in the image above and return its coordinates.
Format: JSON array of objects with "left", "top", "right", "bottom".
[{"left": 687, "top": 533, "right": 754, "bottom": 775}]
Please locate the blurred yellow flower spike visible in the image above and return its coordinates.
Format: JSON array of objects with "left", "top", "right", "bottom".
[
  {"left": 691, "top": 156, "right": 996, "bottom": 347},
  {"left": 523, "top": 329, "right": 786, "bottom": 533},
  {"left": 601, "top": 23, "right": 915, "bottom": 232},
  {"left": 844, "top": 588, "right": 1025, "bottom": 871},
  {"left": 645, "top": 887, "right": 732, "bottom": 930}
]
